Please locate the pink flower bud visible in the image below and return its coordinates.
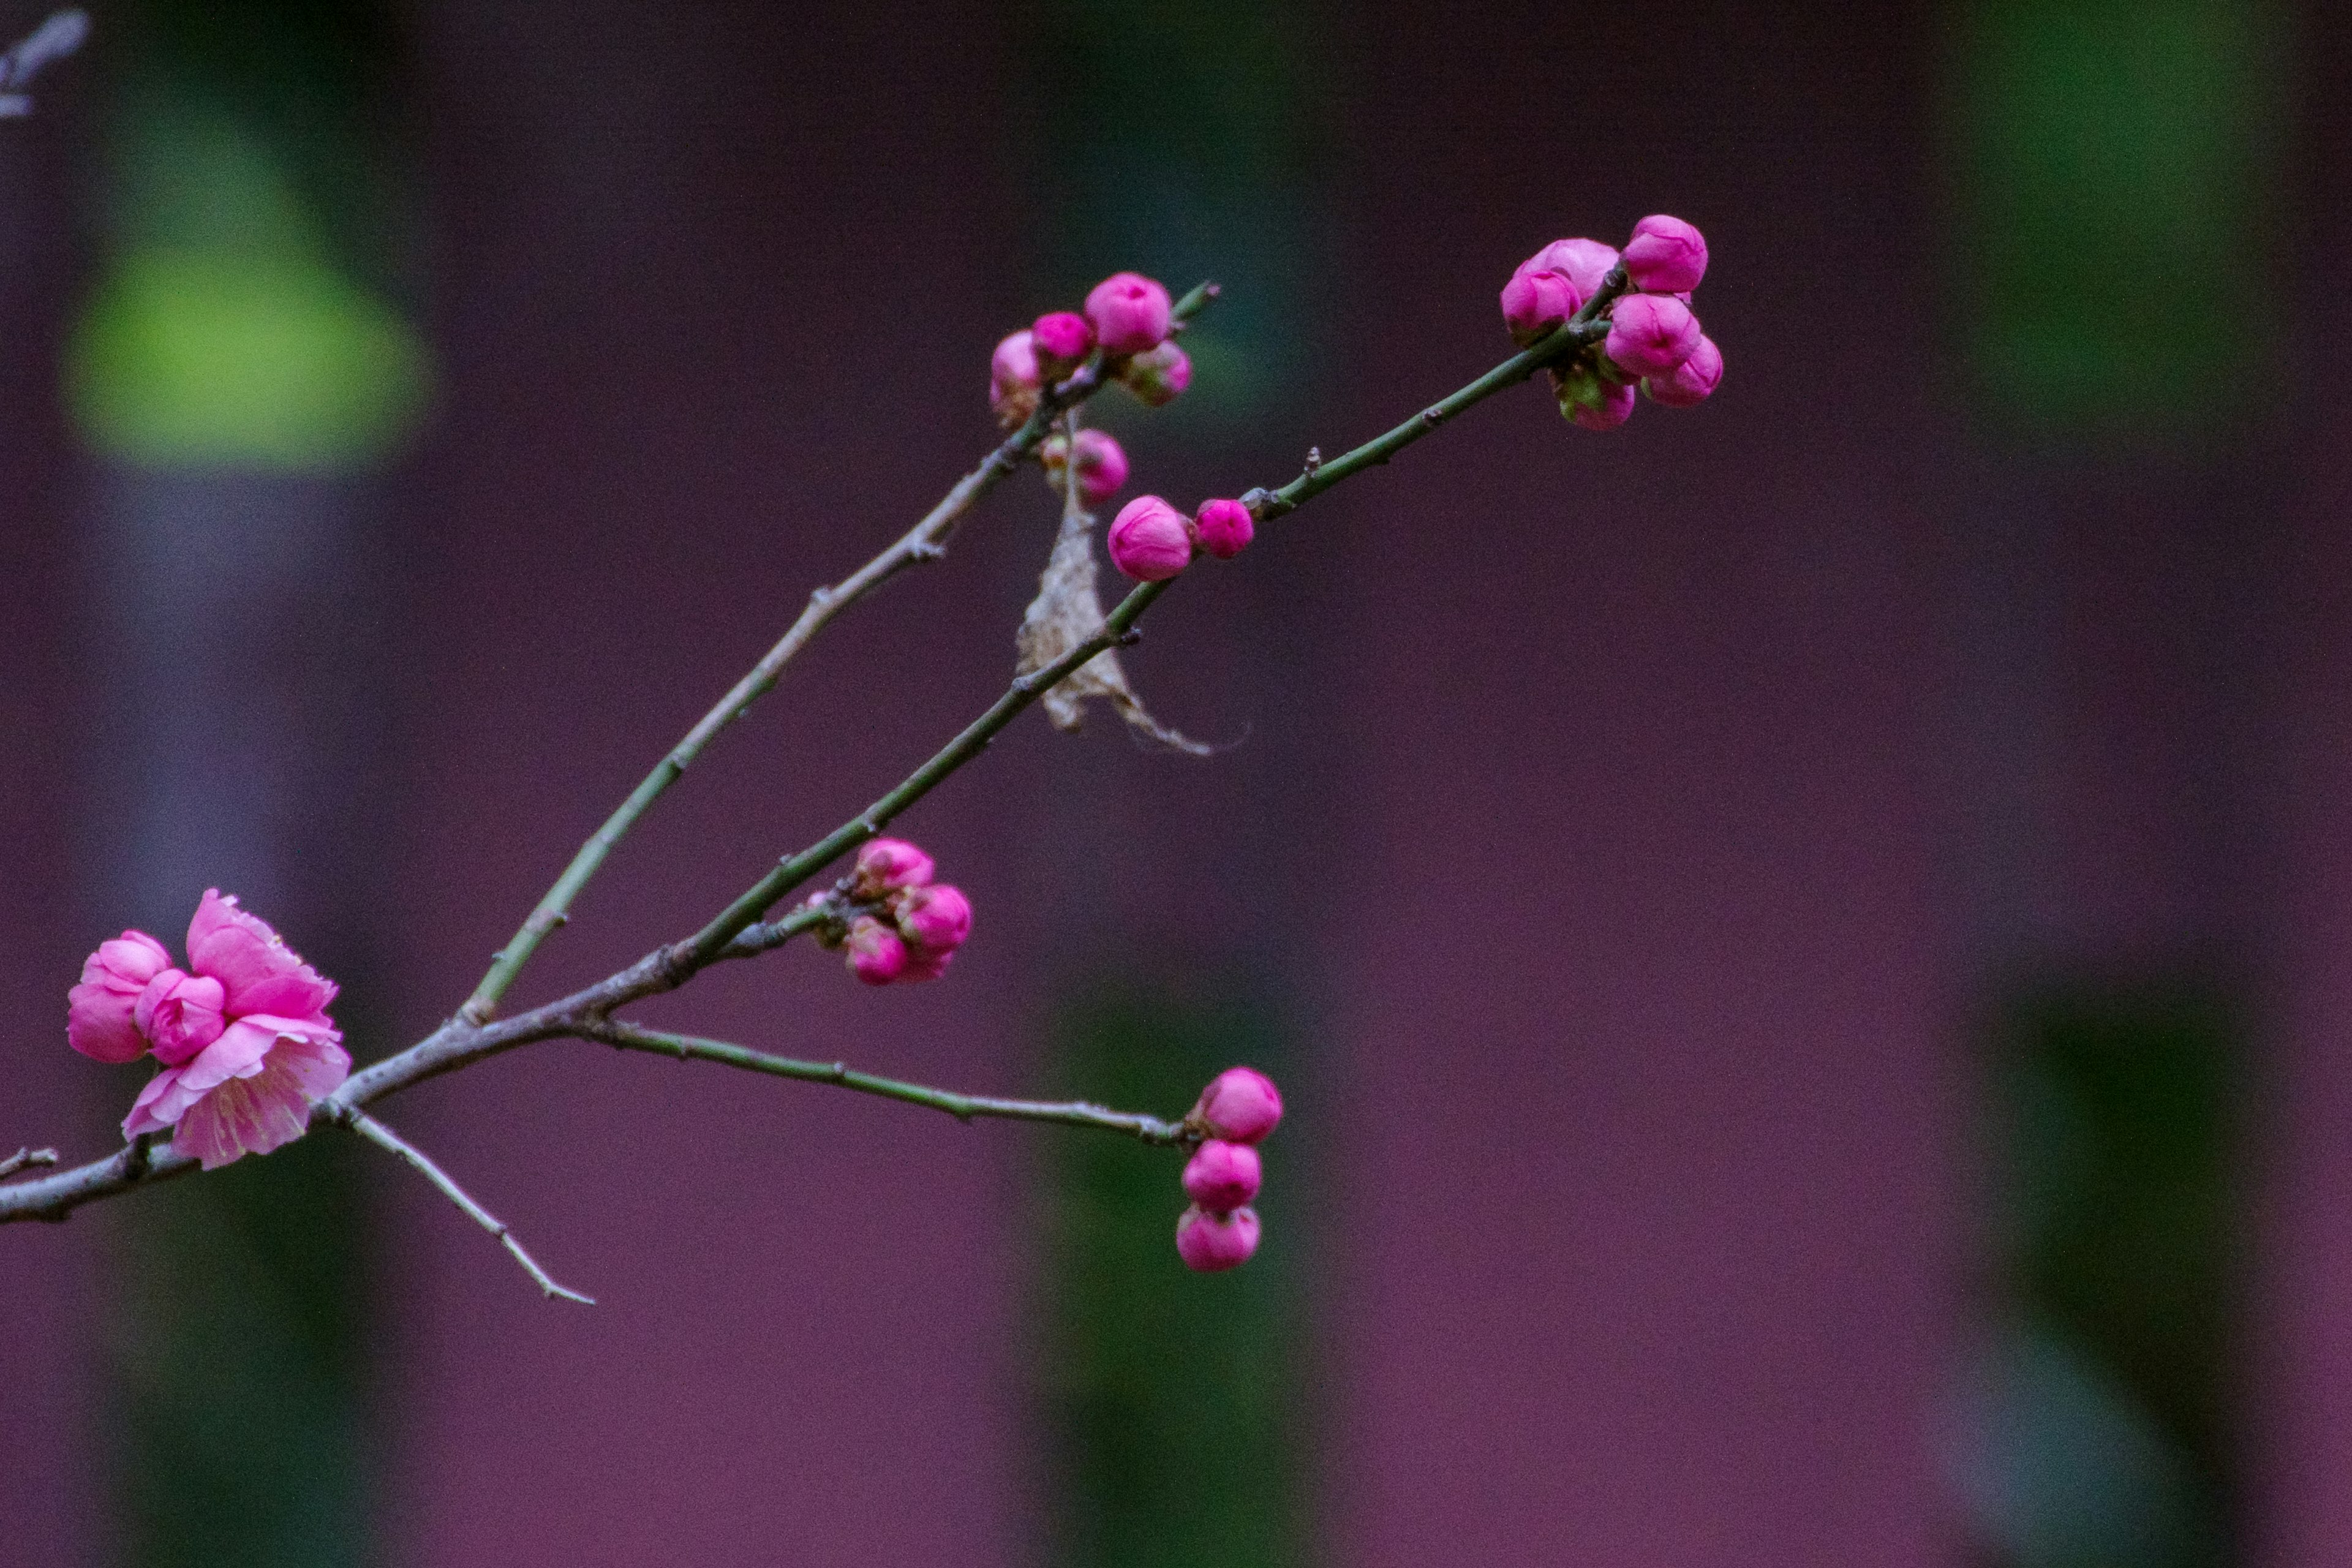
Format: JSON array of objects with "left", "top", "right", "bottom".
[
  {"left": 852, "top": 837, "right": 935, "bottom": 899},
  {"left": 1604, "top": 293, "right": 1702, "bottom": 378},
  {"left": 1643, "top": 333, "right": 1723, "bottom": 408},
  {"left": 1192, "top": 1066, "right": 1283, "bottom": 1144},
  {"left": 1107, "top": 494, "right": 1194, "bottom": 581},
  {"left": 1516, "top": 237, "right": 1619, "bottom": 304},
  {"left": 1175, "top": 1204, "right": 1261, "bottom": 1272},
  {"left": 1192, "top": 497, "right": 1254, "bottom": 560},
  {"left": 991, "top": 330, "right": 1042, "bottom": 427},
  {"left": 1499, "top": 268, "right": 1579, "bottom": 347},
  {"left": 899, "top": 946, "right": 955, "bottom": 982},
  {"left": 894, "top": 882, "right": 973, "bottom": 957},
  {"left": 1182, "top": 1139, "right": 1263, "bottom": 1212},
  {"left": 133, "top": 968, "right": 228, "bottom": 1066},
  {"left": 1120, "top": 341, "right": 1192, "bottom": 407},
  {"left": 1031, "top": 311, "right": 1095, "bottom": 378},
  {"left": 1042, "top": 429, "right": 1131, "bottom": 505},
  {"left": 67, "top": 929, "right": 173, "bottom": 1063},
  {"left": 1084, "top": 271, "right": 1173, "bottom": 356},
  {"left": 1556, "top": 363, "right": 1637, "bottom": 431},
  {"left": 844, "top": 916, "right": 908, "bottom": 986},
  {"left": 1622, "top": 214, "right": 1708, "bottom": 295}
]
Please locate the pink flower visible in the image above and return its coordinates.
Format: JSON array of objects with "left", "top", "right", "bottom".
[
  {"left": 1175, "top": 1204, "right": 1261, "bottom": 1272},
  {"left": 1042, "top": 429, "right": 1130, "bottom": 506},
  {"left": 106, "top": 890, "right": 347, "bottom": 1169},
  {"left": 844, "top": 916, "right": 910, "bottom": 986},
  {"left": 1107, "top": 495, "right": 1194, "bottom": 581},
  {"left": 1193, "top": 497, "right": 1254, "bottom": 561},
  {"left": 1622, "top": 214, "right": 1708, "bottom": 294},
  {"left": 1604, "top": 293, "right": 1702, "bottom": 378},
  {"left": 1084, "top": 271, "right": 1173, "bottom": 356},
  {"left": 893, "top": 882, "right": 973, "bottom": 959},
  {"left": 1031, "top": 311, "right": 1095, "bottom": 378},
  {"left": 1643, "top": 333, "right": 1723, "bottom": 407},
  {"left": 1182, "top": 1139, "right": 1262, "bottom": 1212},
  {"left": 1516, "top": 237, "right": 1620, "bottom": 304},
  {"left": 1120, "top": 341, "right": 1192, "bottom": 407},
  {"left": 67, "top": 930, "right": 172, "bottom": 1063},
  {"left": 1499, "top": 268, "right": 1579, "bottom": 347},
  {"left": 991, "top": 329, "right": 1042, "bottom": 427},
  {"left": 852, "top": 837, "right": 935, "bottom": 899},
  {"left": 1192, "top": 1066, "right": 1283, "bottom": 1144}
]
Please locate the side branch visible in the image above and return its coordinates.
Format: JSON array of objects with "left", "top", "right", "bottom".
[
  {"left": 340, "top": 1109, "right": 595, "bottom": 1304},
  {"left": 461, "top": 282, "right": 1220, "bottom": 1023},
  {"left": 584, "top": 1021, "right": 1194, "bottom": 1145},
  {"left": 0, "top": 1147, "right": 58, "bottom": 1178}
]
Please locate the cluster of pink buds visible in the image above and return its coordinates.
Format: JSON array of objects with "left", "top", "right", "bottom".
[
  {"left": 828, "top": 838, "right": 974, "bottom": 986},
  {"left": 1501, "top": 214, "right": 1722, "bottom": 431},
  {"left": 1106, "top": 494, "right": 1254, "bottom": 583},
  {"left": 67, "top": 890, "right": 349, "bottom": 1169},
  {"left": 1175, "top": 1066, "right": 1283, "bottom": 1272},
  {"left": 988, "top": 270, "right": 1191, "bottom": 431}
]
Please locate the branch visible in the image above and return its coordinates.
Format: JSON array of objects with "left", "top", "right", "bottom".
[
  {"left": 582, "top": 1020, "right": 1193, "bottom": 1145},
  {"left": 0, "top": 1147, "right": 57, "bottom": 1178},
  {"left": 0, "top": 281, "right": 1618, "bottom": 1226},
  {"left": 340, "top": 1109, "right": 594, "bottom": 1304},
  {"left": 461, "top": 282, "right": 1222, "bottom": 1024}
]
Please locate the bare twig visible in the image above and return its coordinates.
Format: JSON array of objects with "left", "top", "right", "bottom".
[
  {"left": 0, "top": 1147, "right": 58, "bottom": 1179},
  {"left": 340, "top": 1109, "right": 594, "bottom": 1305},
  {"left": 461, "top": 282, "right": 1223, "bottom": 1024},
  {"left": 0, "top": 277, "right": 1624, "bottom": 1228},
  {"left": 582, "top": 1020, "right": 1195, "bottom": 1145}
]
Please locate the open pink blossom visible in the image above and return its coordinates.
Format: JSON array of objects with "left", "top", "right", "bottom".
[
  {"left": 92, "top": 889, "right": 349, "bottom": 1169},
  {"left": 67, "top": 930, "right": 172, "bottom": 1063}
]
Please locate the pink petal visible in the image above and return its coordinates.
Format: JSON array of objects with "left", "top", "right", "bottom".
[
  {"left": 172, "top": 1054, "right": 316, "bottom": 1169},
  {"left": 121, "top": 1063, "right": 202, "bottom": 1138},
  {"left": 69, "top": 979, "right": 148, "bottom": 1064},
  {"left": 174, "top": 1017, "right": 282, "bottom": 1098},
  {"left": 239, "top": 1017, "right": 350, "bottom": 1098},
  {"left": 185, "top": 888, "right": 338, "bottom": 1019}
]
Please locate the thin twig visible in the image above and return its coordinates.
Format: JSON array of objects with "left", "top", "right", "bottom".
[
  {"left": 461, "top": 282, "right": 1222, "bottom": 1024},
  {"left": 341, "top": 1109, "right": 595, "bottom": 1305},
  {"left": 1, "top": 284, "right": 1622, "bottom": 1227},
  {"left": 0, "top": 1147, "right": 58, "bottom": 1178},
  {"left": 584, "top": 1021, "right": 1193, "bottom": 1145}
]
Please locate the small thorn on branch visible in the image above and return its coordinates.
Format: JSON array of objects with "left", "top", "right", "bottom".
[
  {"left": 0, "top": 1147, "right": 58, "bottom": 1179},
  {"left": 1303, "top": 446, "right": 1322, "bottom": 475},
  {"left": 1116, "top": 628, "right": 1143, "bottom": 647},
  {"left": 907, "top": 542, "right": 947, "bottom": 564}
]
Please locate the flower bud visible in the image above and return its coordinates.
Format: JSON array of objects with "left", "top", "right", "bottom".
[
  {"left": 1084, "top": 271, "right": 1174, "bottom": 356},
  {"left": 1182, "top": 1139, "right": 1263, "bottom": 1212},
  {"left": 1622, "top": 214, "right": 1708, "bottom": 295},
  {"left": 894, "top": 882, "right": 973, "bottom": 958},
  {"left": 1175, "top": 1204, "right": 1261, "bottom": 1272},
  {"left": 1041, "top": 429, "right": 1130, "bottom": 506},
  {"left": 1192, "top": 1066, "right": 1283, "bottom": 1144},
  {"left": 899, "top": 947, "right": 955, "bottom": 982},
  {"left": 1120, "top": 340, "right": 1192, "bottom": 407},
  {"left": 990, "top": 330, "right": 1042, "bottom": 427},
  {"left": 1031, "top": 311, "right": 1095, "bottom": 379},
  {"left": 852, "top": 837, "right": 935, "bottom": 899},
  {"left": 844, "top": 916, "right": 908, "bottom": 986},
  {"left": 1499, "top": 268, "right": 1579, "bottom": 347},
  {"left": 1107, "top": 494, "right": 1195, "bottom": 581},
  {"left": 1193, "top": 497, "right": 1254, "bottom": 560},
  {"left": 1556, "top": 363, "right": 1637, "bottom": 431},
  {"left": 67, "top": 930, "right": 173, "bottom": 1063},
  {"left": 133, "top": 968, "right": 228, "bottom": 1066},
  {"left": 1642, "top": 333, "right": 1723, "bottom": 408},
  {"left": 1516, "top": 237, "right": 1619, "bottom": 304},
  {"left": 1604, "top": 293, "right": 1702, "bottom": 379}
]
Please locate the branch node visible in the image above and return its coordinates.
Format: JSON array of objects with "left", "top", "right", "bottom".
[
  {"left": 1116, "top": 628, "right": 1143, "bottom": 647},
  {"left": 907, "top": 541, "right": 948, "bottom": 564}
]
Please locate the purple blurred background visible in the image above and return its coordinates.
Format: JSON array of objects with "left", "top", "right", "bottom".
[{"left": 6, "top": 0, "right": 2350, "bottom": 1563}]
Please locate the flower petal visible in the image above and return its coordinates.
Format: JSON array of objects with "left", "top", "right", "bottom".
[
  {"left": 185, "top": 889, "right": 338, "bottom": 1019},
  {"left": 70, "top": 978, "right": 148, "bottom": 1063},
  {"left": 172, "top": 1054, "right": 316, "bottom": 1169}
]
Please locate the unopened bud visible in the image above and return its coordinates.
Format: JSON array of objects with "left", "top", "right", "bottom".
[
  {"left": 1556, "top": 362, "right": 1637, "bottom": 431},
  {"left": 894, "top": 882, "right": 973, "bottom": 958},
  {"left": 844, "top": 916, "right": 908, "bottom": 986},
  {"left": 1193, "top": 497, "right": 1254, "bottom": 560},
  {"left": 1107, "top": 495, "right": 1195, "bottom": 581},
  {"left": 1499, "top": 268, "right": 1579, "bottom": 347},
  {"left": 852, "top": 837, "right": 935, "bottom": 899},
  {"left": 1516, "top": 237, "right": 1619, "bottom": 304},
  {"left": 1084, "top": 271, "right": 1174, "bottom": 356},
  {"left": 1041, "top": 429, "right": 1131, "bottom": 505},
  {"left": 1182, "top": 1139, "right": 1263, "bottom": 1211},
  {"left": 1604, "top": 293, "right": 1702, "bottom": 379},
  {"left": 1622, "top": 214, "right": 1708, "bottom": 295},
  {"left": 1643, "top": 333, "right": 1723, "bottom": 408},
  {"left": 1120, "top": 340, "right": 1192, "bottom": 407},
  {"left": 990, "top": 330, "right": 1042, "bottom": 428},
  {"left": 1175, "top": 1204, "right": 1262, "bottom": 1272},
  {"left": 1192, "top": 1066, "right": 1283, "bottom": 1144},
  {"left": 1031, "top": 311, "right": 1095, "bottom": 380}
]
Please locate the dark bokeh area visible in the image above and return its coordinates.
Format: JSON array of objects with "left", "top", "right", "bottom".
[{"left": 5, "top": 0, "right": 2352, "bottom": 1564}]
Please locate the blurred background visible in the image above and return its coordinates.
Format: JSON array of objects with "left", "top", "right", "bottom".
[{"left": 3, "top": 0, "right": 2350, "bottom": 1564}]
